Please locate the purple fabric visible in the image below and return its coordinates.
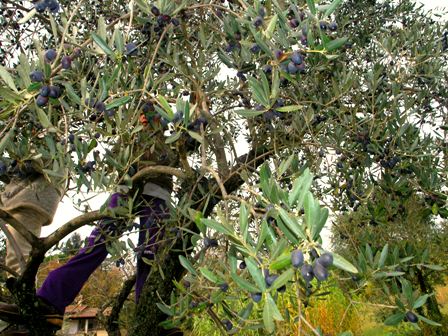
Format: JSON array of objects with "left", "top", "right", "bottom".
[{"left": 37, "top": 193, "right": 169, "bottom": 314}]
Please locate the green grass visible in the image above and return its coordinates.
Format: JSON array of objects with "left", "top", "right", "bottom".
[{"left": 182, "top": 279, "right": 448, "bottom": 336}]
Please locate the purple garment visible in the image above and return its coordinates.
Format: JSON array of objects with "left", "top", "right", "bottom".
[{"left": 37, "top": 193, "right": 169, "bottom": 314}]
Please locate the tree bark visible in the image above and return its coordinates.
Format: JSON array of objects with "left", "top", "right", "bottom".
[
  {"left": 105, "top": 274, "right": 137, "bottom": 336},
  {"left": 416, "top": 269, "right": 444, "bottom": 335},
  {"left": 131, "top": 147, "right": 270, "bottom": 336}
]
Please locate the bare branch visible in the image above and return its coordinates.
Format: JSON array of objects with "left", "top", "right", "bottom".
[
  {"left": 42, "top": 210, "right": 104, "bottom": 250},
  {"left": 0, "top": 261, "right": 19, "bottom": 278},
  {"left": 131, "top": 165, "right": 187, "bottom": 186}
]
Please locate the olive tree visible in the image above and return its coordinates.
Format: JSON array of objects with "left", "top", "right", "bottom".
[{"left": 0, "top": 0, "right": 446, "bottom": 335}]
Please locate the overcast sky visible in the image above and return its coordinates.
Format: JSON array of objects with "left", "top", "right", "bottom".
[
  {"left": 42, "top": 0, "right": 448, "bottom": 241},
  {"left": 419, "top": 0, "right": 447, "bottom": 11}
]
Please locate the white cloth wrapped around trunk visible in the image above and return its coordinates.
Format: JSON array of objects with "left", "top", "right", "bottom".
[{"left": 0, "top": 176, "right": 63, "bottom": 274}]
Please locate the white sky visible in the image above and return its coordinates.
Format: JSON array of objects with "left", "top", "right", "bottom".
[
  {"left": 43, "top": 0, "right": 447, "bottom": 242},
  {"left": 419, "top": 0, "right": 447, "bottom": 13}
]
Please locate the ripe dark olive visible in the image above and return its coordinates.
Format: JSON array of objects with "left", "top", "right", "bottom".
[
  {"left": 222, "top": 319, "right": 233, "bottom": 331},
  {"left": 405, "top": 311, "right": 418, "bottom": 323},
  {"left": 61, "top": 55, "right": 72, "bottom": 69},
  {"left": 274, "top": 50, "right": 283, "bottom": 59},
  {"left": 309, "top": 248, "right": 319, "bottom": 260},
  {"left": 329, "top": 22, "right": 338, "bottom": 31},
  {"left": 151, "top": 5, "right": 160, "bottom": 16},
  {"left": 142, "top": 102, "right": 154, "bottom": 113},
  {"left": 263, "top": 64, "right": 272, "bottom": 74},
  {"left": 265, "top": 274, "right": 278, "bottom": 287},
  {"left": 36, "top": 95, "right": 48, "bottom": 107},
  {"left": 0, "top": 162, "right": 7, "bottom": 175},
  {"left": 253, "top": 16, "right": 263, "bottom": 27},
  {"left": 301, "top": 263, "right": 314, "bottom": 282},
  {"left": 45, "top": 49, "right": 57, "bottom": 62},
  {"left": 30, "top": 70, "right": 44, "bottom": 82},
  {"left": 204, "top": 237, "right": 218, "bottom": 248},
  {"left": 125, "top": 43, "right": 138, "bottom": 56},
  {"left": 35, "top": 1, "right": 47, "bottom": 13},
  {"left": 287, "top": 61, "right": 298, "bottom": 74},
  {"left": 68, "top": 133, "right": 75, "bottom": 144},
  {"left": 219, "top": 282, "right": 229, "bottom": 292},
  {"left": 291, "top": 51, "right": 303, "bottom": 65},
  {"left": 47, "top": 0, "right": 59, "bottom": 13},
  {"left": 277, "top": 285, "right": 286, "bottom": 293},
  {"left": 317, "top": 253, "right": 333, "bottom": 268},
  {"left": 40, "top": 85, "right": 50, "bottom": 97},
  {"left": 291, "top": 249, "right": 304, "bottom": 268},
  {"left": 48, "top": 85, "right": 62, "bottom": 98},
  {"left": 95, "top": 101, "right": 106, "bottom": 112},
  {"left": 289, "top": 18, "right": 299, "bottom": 28},
  {"left": 251, "top": 292, "right": 262, "bottom": 303},
  {"left": 313, "top": 262, "right": 329, "bottom": 282},
  {"left": 250, "top": 43, "right": 261, "bottom": 53}
]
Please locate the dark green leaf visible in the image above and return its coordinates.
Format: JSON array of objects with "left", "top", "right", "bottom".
[
  {"left": 235, "top": 109, "right": 265, "bottom": 118},
  {"left": 200, "top": 267, "right": 220, "bottom": 283},
  {"left": 324, "top": 0, "right": 343, "bottom": 17},
  {"left": 231, "top": 273, "right": 260, "bottom": 293},
  {"left": 413, "top": 294, "right": 429, "bottom": 310},
  {"left": 91, "top": 33, "right": 115, "bottom": 57},
  {"left": 157, "top": 94, "right": 174, "bottom": 120},
  {"left": 106, "top": 96, "right": 132, "bottom": 109},
  {"left": 201, "top": 218, "right": 234, "bottom": 235},
  {"left": 416, "top": 314, "right": 442, "bottom": 326},
  {"left": 156, "top": 303, "right": 174, "bottom": 316},
  {"left": 271, "top": 268, "right": 294, "bottom": 291},
  {"left": 307, "top": 0, "right": 317, "bottom": 15},
  {"left": 275, "top": 105, "right": 302, "bottom": 112},
  {"left": 278, "top": 208, "right": 307, "bottom": 241},
  {"left": 378, "top": 244, "right": 389, "bottom": 269},
  {"left": 245, "top": 257, "right": 266, "bottom": 291},
  {"left": 179, "top": 255, "right": 197, "bottom": 276},
  {"left": 240, "top": 203, "right": 249, "bottom": 242},
  {"left": 326, "top": 37, "right": 349, "bottom": 52},
  {"left": 384, "top": 312, "right": 405, "bottom": 326}
]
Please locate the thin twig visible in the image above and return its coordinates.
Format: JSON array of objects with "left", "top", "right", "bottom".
[
  {"left": 299, "top": 314, "right": 321, "bottom": 336},
  {"left": 206, "top": 306, "right": 227, "bottom": 336}
]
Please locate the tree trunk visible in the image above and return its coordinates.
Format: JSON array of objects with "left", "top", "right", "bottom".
[
  {"left": 416, "top": 269, "right": 444, "bottom": 335},
  {"left": 11, "top": 247, "right": 58, "bottom": 336},
  {"left": 131, "top": 147, "right": 270, "bottom": 335},
  {"left": 131, "top": 250, "right": 185, "bottom": 336},
  {"left": 105, "top": 274, "right": 136, "bottom": 336}
]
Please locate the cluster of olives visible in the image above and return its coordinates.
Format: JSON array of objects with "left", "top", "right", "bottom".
[
  {"left": 30, "top": 47, "right": 80, "bottom": 107},
  {"left": 291, "top": 249, "right": 333, "bottom": 282},
  {"left": 276, "top": 50, "right": 306, "bottom": 75},
  {"left": 141, "top": 4, "right": 181, "bottom": 38},
  {"left": 0, "top": 159, "right": 40, "bottom": 179},
  {"left": 252, "top": 7, "right": 266, "bottom": 28},
  {"left": 34, "top": 0, "right": 59, "bottom": 14},
  {"left": 252, "top": 98, "right": 287, "bottom": 122}
]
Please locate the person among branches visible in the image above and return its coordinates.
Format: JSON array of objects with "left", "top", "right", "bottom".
[{"left": 0, "top": 108, "right": 179, "bottom": 334}]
